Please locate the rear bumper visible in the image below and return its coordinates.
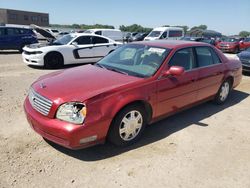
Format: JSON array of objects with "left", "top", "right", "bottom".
[{"left": 24, "top": 97, "right": 111, "bottom": 149}]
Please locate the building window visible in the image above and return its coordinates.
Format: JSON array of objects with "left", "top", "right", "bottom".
[
  {"left": 9, "top": 14, "right": 17, "bottom": 20},
  {"left": 31, "top": 16, "right": 38, "bottom": 21},
  {"left": 24, "top": 15, "right": 29, "bottom": 21},
  {"left": 41, "top": 17, "right": 48, "bottom": 22}
]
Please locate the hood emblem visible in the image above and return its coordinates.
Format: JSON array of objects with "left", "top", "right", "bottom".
[{"left": 40, "top": 83, "right": 46, "bottom": 89}]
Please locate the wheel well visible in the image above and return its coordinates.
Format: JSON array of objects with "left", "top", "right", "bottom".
[
  {"left": 226, "top": 76, "right": 234, "bottom": 87},
  {"left": 44, "top": 51, "right": 64, "bottom": 64},
  {"left": 114, "top": 100, "right": 153, "bottom": 124}
]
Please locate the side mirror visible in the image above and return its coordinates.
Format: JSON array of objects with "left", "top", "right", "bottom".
[
  {"left": 162, "top": 66, "right": 184, "bottom": 77},
  {"left": 71, "top": 42, "right": 78, "bottom": 46}
]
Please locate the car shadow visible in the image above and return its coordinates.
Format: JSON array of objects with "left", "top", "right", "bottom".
[
  {"left": 46, "top": 90, "right": 249, "bottom": 161},
  {"left": 0, "top": 50, "right": 20, "bottom": 54},
  {"left": 28, "top": 63, "right": 92, "bottom": 70}
]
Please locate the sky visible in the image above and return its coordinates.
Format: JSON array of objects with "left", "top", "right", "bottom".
[{"left": 0, "top": 0, "right": 249, "bottom": 35}]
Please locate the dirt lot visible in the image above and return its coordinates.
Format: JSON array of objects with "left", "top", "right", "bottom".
[{"left": 0, "top": 52, "right": 250, "bottom": 188}]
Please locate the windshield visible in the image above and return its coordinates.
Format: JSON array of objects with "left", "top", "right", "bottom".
[
  {"left": 222, "top": 38, "right": 239, "bottom": 42},
  {"left": 96, "top": 44, "right": 171, "bottom": 78},
  {"left": 52, "top": 34, "right": 75, "bottom": 45},
  {"left": 147, "top": 31, "right": 162, "bottom": 37}
]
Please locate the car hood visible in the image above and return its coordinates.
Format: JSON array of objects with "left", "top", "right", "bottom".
[
  {"left": 23, "top": 42, "right": 62, "bottom": 50},
  {"left": 30, "top": 24, "right": 56, "bottom": 40},
  {"left": 32, "top": 64, "right": 142, "bottom": 104}
]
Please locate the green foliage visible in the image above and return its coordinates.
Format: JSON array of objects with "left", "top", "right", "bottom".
[
  {"left": 239, "top": 31, "right": 250, "bottom": 38},
  {"left": 190, "top": 24, "right": 208, "bottom": 31},
  {"left": 119, "top": 24, "right": 152, "bottom": 33},
  {"left": 49, "top": 23, "right": 114, "bottom": 30}
]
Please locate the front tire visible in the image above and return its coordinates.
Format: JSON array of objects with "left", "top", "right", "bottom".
[
  {"left": 108, "top": 105, "right": 147, "bottom": 146},
  {"left": 214, "top": 80, "right": 231, "bottom": 104},
  {"left": 44, "top": 52, "right": 64, "bottom": 69}
]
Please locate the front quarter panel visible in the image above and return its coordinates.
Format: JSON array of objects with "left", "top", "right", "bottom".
[{"left": 85, "top": 79, "right": 157, "bottom": 136}]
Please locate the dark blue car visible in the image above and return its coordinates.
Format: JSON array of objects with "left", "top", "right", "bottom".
[{"left": 0, "top": 26, "right": 38, "bottom": 52}]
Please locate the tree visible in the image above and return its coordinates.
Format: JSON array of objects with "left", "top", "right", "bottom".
[
  {"left": 239, "top": 31, "right": 250, "bottom": 38},
  {"left": 119, "top": 24, "right": 152, "bottom": 33},
  {"left": 190, "top": 24, "right": 207, "bottom": 31}
]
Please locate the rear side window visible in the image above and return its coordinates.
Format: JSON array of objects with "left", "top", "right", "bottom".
[
  {"left": 0, "top": 28, "right": 5, "bottom": 36},
  {"left": 168, "top": 48, "right": 194, "bottom": 71},
  {"left": 6, "top": 28, "right": 19, "bottom": 35},
  {"left": 195, "top": 47, "right": 220, "bottom": 67},
  {"left": 169, "top": 30, "right": 183, "bottom": 37},
  {"left": 92, "top": 36, "right": 108, "bottom": 44},
  {"left": 75, "top": 36, "right": 92, "bottom": 45}
]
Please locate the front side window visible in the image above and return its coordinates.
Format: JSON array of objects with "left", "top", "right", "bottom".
[
  {"left": 92, "top": 36, "right": 108, "bottom": 44},
  {"left": 195, "top": 47, "right": 214, "bottom": 67},
  {"left": 168, "top": 48, "right": 194, "bottom": 71},
  {"left": 74, "top": 36, "right": 92, "bottom": 45},
  {"left": 160, "top": 31, "right": 168, "bottom": 39},
  {"left": 97, "top": 44, "right": 171, "bottom": 77}
]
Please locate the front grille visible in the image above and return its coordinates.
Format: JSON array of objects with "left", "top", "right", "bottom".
[{"left": 28, "top": 88, "right": 53, "bottom": 116}]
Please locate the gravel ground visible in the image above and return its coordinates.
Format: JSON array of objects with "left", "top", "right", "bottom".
[{"left": 0, "top": 51, "right": 250, "bottom": 188}]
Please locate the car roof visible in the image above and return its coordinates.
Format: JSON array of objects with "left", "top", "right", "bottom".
[
  {"left": 133, "top": 40, "right": 210, "bottom": 49},
  {"left": 68, "top": 33, "right": 114, "bottom": 41},
  {"left": 0, "top": 26, "right": 30, "bottom": 29}
]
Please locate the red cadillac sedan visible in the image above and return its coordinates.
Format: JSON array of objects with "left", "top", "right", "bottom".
[{"left": 24, "top": 40, "right": 242, "bottom": 149}]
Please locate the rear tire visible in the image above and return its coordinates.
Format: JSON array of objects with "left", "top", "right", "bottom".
[
  {"left": 214, "top": 80, "right": 232, "bottom": 105},
  {"left": 108, "top": 105, "right": 147, "bottom": 146},
  {"left": 44, "top": 52, "right": 64, "bottom": 69}
]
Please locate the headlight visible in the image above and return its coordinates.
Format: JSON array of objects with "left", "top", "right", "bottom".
[{"left": 56, "top": 102, "right": 87, "bottom": 124}]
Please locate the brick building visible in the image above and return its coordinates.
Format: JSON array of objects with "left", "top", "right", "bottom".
[{"left": 0, "top": 8, "right": 49, "bottom": 27}]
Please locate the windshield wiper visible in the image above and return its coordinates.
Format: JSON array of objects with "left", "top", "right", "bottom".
[
  {"left": 95, "top": 63, "right": 107, "bottom": 69},
  {"left": 107, "top": 67, "right": 128, "bottom": 75}
]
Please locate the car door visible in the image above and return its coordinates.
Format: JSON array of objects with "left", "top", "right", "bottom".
[
  {"left": 156, "top": 47, "right": 199, "bottom": 117},
  {"left": 0, "top": 28, "right": 7, "bottom": 49},
  {"left": 92, "top": 36, "right": 114, "bottom": 59},
  {"left": 6, "top": 28, "right": 20, "bottom": 49},
  {"left": 71, "top": 35, "right": 94, "bottom": 63},
  {"left": 195, "top": 46, "right": 225, "bottom": 101}
]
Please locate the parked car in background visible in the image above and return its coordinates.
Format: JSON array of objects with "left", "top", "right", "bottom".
[
  {"left": 144, "top": 27, "right": 184, "bottom": 41},
  {"left": 24, "top": 40, "right": 242, "bottom": 149},
  {"left": 22, "top": 33, "right": 121, "bottom": 68},
  {"left": 57, "top": 31, "right": 69, "bottom": 38},
  {"left": 46, "top": 28, "right": 60, "bottom": 38},
  {"left": 180, "top": 36, "right": 203, "bottom": 41},
  {"left": 237, "top": 47, "right": 250, "bottom": 72},
  {"left": 239, "top": 38, "right": 250, "bottom": 50},
  {"left": 84, "top": 29, "right": 123, "bottom": 42},
  {"left": 0, "top": 26, "right": 38, "bottom": 52},
  {"left": 131, "top": 33, "right": 148, "bottom": 41},
  {"left": 216, "top": 38, "right": 241, "bottom": 53},
  {"left": 199, "top": 38, "right": 216, "bottom": 45}
]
